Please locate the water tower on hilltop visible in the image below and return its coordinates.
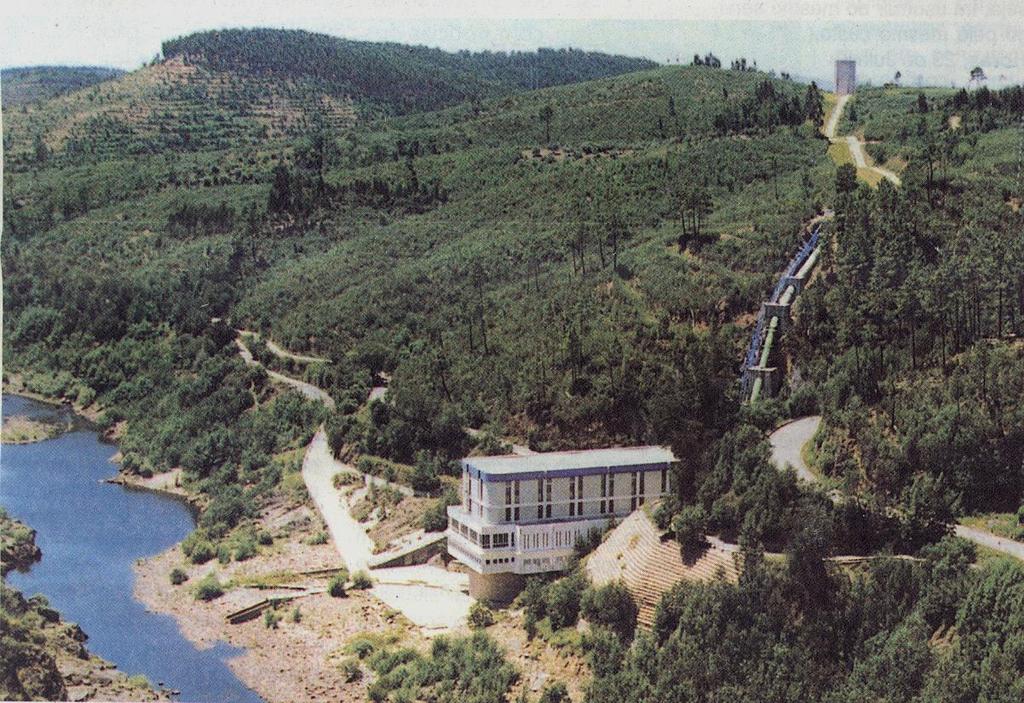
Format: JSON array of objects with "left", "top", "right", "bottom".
[{"left": 835, "top": 60, "right": 856, "bottom": 95}]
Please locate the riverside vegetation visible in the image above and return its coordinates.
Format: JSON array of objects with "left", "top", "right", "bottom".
[{"left": 3, "top": 28, "right": 1023, "bottom": 701}]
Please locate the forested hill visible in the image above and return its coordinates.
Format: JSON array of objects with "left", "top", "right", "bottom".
[
  {"left": 0, "top": 66, "right": 124, "bottom": 107},
  {"left": 161, "top": 28, "right": 658, "bottom": 114}
]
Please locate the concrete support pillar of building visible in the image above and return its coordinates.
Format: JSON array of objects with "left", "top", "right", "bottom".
[{"left": 468, "top": 570, "right": 526, "bottom": 603}]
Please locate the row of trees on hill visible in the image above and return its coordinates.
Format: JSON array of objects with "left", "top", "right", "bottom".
[
  {"left": 711, "top": 79, "right": 824, "bottom": 134},
  {"left": 784, "top": 122, "right": 1024, "bottom": 518},
  {"left": 161, "top": 28, "right": 656, "bottom": 115},
  {"left": 588, "top": 539, "right": 1024, "bottom": 702}
]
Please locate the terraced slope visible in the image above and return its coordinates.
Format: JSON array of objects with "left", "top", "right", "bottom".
[
  {"left": 3, "top": 57, "right": 357, "bottom": 164},
  {"left": 586, "top": 510, "right": 741, "bottom": 627}
]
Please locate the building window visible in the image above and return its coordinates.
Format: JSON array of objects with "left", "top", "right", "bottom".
[
  {"left": 482, "top": 534, "right": 491, "bottom": 549},
  {"left": 493, "top": 533, "right": 510, "bottom": 549},
  {"left": 514, "top": 481, "right": 521, "bottom": 521},
  {"left": 505, "top": 482, "right": 512, "bottom": 521},
  {"left": 630, "top": 472, "right": 637, "bottom": 511},
  {"left": 608, "top": 472, "right": 615, "bottom": 513},
  {"left": 545, "top": 478, "right": 552, "bottom": 518},
  {"left": 661, "top": 467, "right": 668, "bottom": 494},
  {"left": 569, "top": 476, "right": 576, "bottom": 516},
  {"left": 537, "top": 479, "right": 544, "bottom": 519},
  {"left": 576, "top": 476, "right": 584, "bottom": 515},
  {"left": 599, "top": 474, "right": 607, "bottom": 514},
  {"left": 638, "top": 471, "right": 645, "bottom": 507}
]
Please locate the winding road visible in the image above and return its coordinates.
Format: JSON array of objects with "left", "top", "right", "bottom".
[
  {"left": 768, "top": 415, "right": 1024, "bottom": 562},
  {"left": 237, "top": 329, "right": 331, "bottom": 365},
  {"left": 235, "top": 336, "right": 336, "bottom": 409},
  {"left": 768, "top": 416, "right": 822, "bottom": 482},
  {"left": 826, "top": 94, "right": 901, "bottom": 186}
]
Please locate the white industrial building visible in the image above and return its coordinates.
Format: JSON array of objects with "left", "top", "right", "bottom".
[{"left": 446, "top": 446, "right": 676, "bottom": 600}]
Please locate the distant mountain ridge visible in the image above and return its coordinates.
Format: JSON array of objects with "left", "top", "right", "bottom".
[
  {"left": 161, "top": 28, "right": 658, "bottom": 115},
  {"left": 1, "top": 66, "right": 124, "bottom": 107}
]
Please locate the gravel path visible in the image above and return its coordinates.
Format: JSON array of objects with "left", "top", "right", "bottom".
[
  {"left": 235, "top": 337, "right": 336, "bottom": 409},
  {"left": 954, "top": 524, "right": 1024, "bottom": 561},
  {"left": 824, "top": 94, "right": 849, "bottom": 139},
  {"left": 301, "top": 430, "right": 472, "bottom": 629},
  {"left": 768, "top": 416, "right": 822, "bottom": 482},
  {"left": 236, "top": 329, "right": 331, "bottom": 364},
  {"left": 844, "top": 135, "right": 902, "bottom": 186}
]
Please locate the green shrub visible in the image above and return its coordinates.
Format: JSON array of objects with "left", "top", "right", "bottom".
[
  {"left": 546, "top": 572, "right": 587, "bottom": 630},
  {"left": 263, "top": 608, "right": 282, "bottom": 629},
  {"left": 233, "top": 538, "right": 257, "bottom": 561},
  {"left": 75, "top": 384, "right": 96, "bottom": 407},
  {"left": 347, "top": 637, "right": 376, "bottom": 659},
  {"left": 257, "top": 530, "right": 274, "bottom": 546},
  {"left": 290, "top": 605, "right": 302, "bottom": 623},
  {"left": 350, "top": 571, "right": 373, "bottom": 589},
  {"left": 189, "top": 540, "right": 215, "bottom": 564},
  {"left": 329, "top": 574, "right": 348, "bottom": 598},
  {"left": 182, "top": 531, "right": 216, "bottom": 564},
  {"left": 582, "top": 626, "right": 627, "bottom": 677},
  {"left": 217, "top": 544, "right": 232, "bottom": 564},
  {"left": 334, "top": 472, "right": 360, "bottom": 489},
  {"left": 126, "top": 674, "right": 152, "bottom": 690},
  {"left": 672, "top": 505, "right": 708, "bottom": 549},
  {"left": 539, "top": 681, "right": 570, "bottom": 703},
  {"left": 305, "top": 530, "right": 329, "bottom": 545},
  {"left": 194, "top": 573, "right": 224, "bottom": 601},
  {"left": 169, "top": 567, "right": 189, "bottom": 585},
  {"left": 340, "top": 657, "right": 363, "bottom": 682},
  {"left": 517, "top": 577, "right": 548, "bottom": 622},
  {"left": 468, "top": 601, "right": 495, "bottom": 628},
  {"left": 422, "top": 485, "right": 459, "bottom": 532},
  {"left": 581, "top": 582, "right": 638, "bottom": 641},
  {"left": 654, "top": 496, "right": 681, "bottom": 530}
]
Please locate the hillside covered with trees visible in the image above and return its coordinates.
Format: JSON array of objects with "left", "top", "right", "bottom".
[
  {"left": 162, "top": 28, "right": 659, "bottom": 115},
  {"left": 0, "top": 66, "right": 124, "bottom": 107},
  {"left": 2, "top": 26, "right": 1023, "bottom": 703}
]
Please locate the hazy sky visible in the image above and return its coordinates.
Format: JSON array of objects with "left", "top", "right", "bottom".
[{"left": 2, "top": 0, "right": 1022, "bottom": 88}]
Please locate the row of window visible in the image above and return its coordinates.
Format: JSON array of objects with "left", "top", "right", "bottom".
[
  {"left": 490, "top": 468, "right": 670, "bottom": 517},
  {"left": 449, "top": 518, "right": 515, "bottom": 551}
]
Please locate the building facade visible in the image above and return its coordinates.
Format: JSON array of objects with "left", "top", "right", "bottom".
[
  {"left": 835, "top": 60, "right": 856, "bottom": 95},
  {"left": 446, "top": 446, "right": 676, "bottom": 601}
]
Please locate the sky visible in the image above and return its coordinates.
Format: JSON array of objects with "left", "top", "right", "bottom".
[{"left": 2, "top": 0, "right": 1022, "bottom": 88}]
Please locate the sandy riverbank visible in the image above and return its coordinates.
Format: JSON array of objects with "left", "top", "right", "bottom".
[
  {"left": 132, "top": 501, "right": 426, "bottom": 703},
  {"left": 1, "top": 415, "right": 62, "bottom": 444}
]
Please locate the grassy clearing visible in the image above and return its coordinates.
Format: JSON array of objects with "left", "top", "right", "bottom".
[
  {"left": 1, "top": 417, "right": 56, "bottom": 444},
  {"left": 961, "top": 513, "right": 1023, "bottom": 541}
]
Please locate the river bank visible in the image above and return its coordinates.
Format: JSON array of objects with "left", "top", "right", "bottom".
[
  {"left": 2, "top": 376, "right": 105, "bottom": 424},
  {"left": 132, "top": 495, "right": 423, "bottom": 702},
  {"left": 1, "top": 511, "right": 165, "bottom": 700},
  {"left": 1, "top": 394, "right": 262, "bottom": 702}
]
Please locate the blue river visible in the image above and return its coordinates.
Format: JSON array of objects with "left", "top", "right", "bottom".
[{"left": 1, "top": 394, "right": 262, "bottom": 703}]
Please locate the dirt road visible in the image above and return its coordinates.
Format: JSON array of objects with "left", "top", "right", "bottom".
[
  {"left": 235, "top": 337, "right": 335, "bottom": 409},
  {"left": 301, "top": 430, "right": 472, "bottom": 629}
]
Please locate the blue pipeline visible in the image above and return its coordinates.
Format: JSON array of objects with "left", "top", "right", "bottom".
[{"left": 739, "top": 225, "right": 821, "bottom": 397}]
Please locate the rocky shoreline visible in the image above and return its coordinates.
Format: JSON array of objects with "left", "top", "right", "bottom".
[{"left": 1, "top": 513, "right": 166, "bottom": 701}]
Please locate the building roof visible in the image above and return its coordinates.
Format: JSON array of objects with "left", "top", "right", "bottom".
[{"left": 463, "top": 446, "right": 675, "bottom": 480}]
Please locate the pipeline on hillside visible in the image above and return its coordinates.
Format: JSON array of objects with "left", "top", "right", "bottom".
[{"left": 741, "top": 225, "right": 823, "bottom": 403}]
